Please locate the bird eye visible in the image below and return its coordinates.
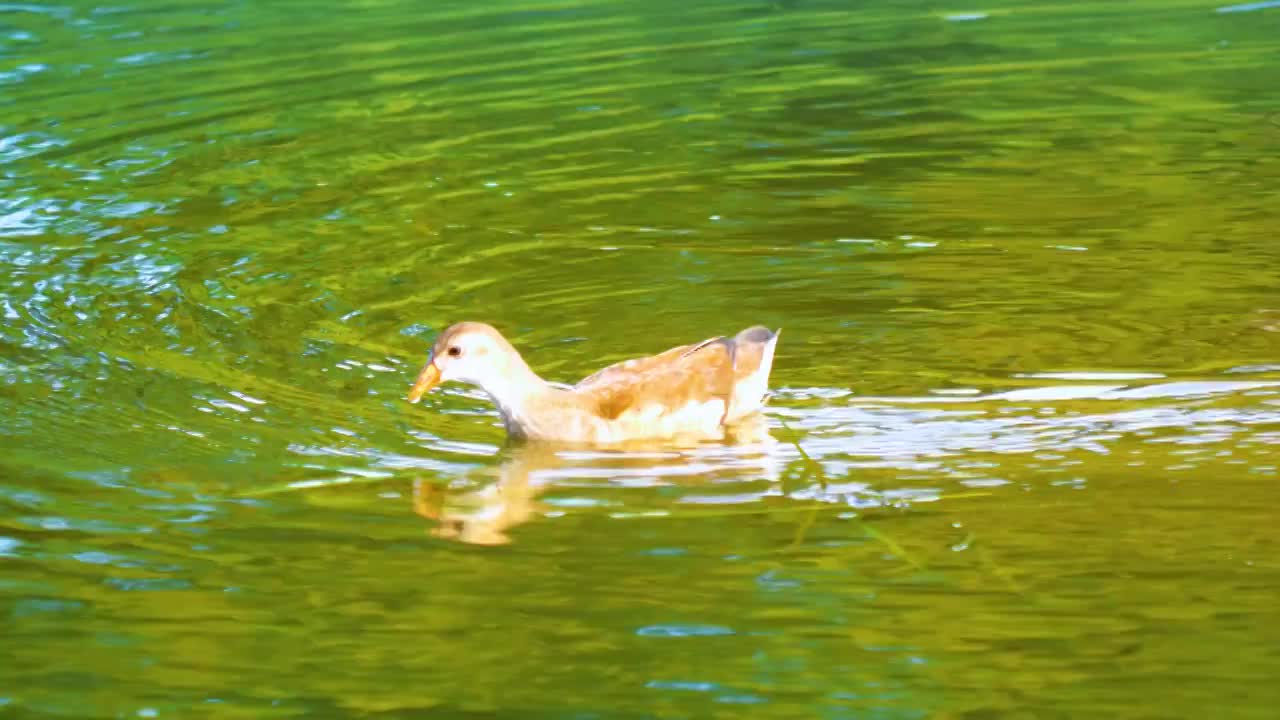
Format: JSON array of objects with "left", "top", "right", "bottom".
[{"left": 447, "top": 345, "right": 462, "bottom": 357}]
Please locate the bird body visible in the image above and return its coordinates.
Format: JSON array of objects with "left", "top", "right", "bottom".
[{"left": 407, "top": 322, "right": 779, "bottom": 444}]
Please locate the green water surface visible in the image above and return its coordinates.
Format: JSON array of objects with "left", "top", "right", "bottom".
[{"left": 2, "top": 0, "right": 1279, "bottom": 717}]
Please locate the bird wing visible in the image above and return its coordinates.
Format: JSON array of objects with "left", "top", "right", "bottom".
[{"left": 574, "top": 336, "right": 737, "bottom": 422}]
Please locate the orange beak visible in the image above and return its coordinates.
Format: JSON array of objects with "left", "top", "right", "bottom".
[{"left": 406, "top": 362, "right": 442, "bottom": 404}]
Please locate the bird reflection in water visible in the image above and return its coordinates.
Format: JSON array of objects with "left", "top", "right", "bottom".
[{"left": 413, "top": 414, "right": 778, "bottom": 545}]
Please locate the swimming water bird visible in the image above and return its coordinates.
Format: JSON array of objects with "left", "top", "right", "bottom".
[{"left": 406, "top": 322, "right": 780, "bottom": 443}]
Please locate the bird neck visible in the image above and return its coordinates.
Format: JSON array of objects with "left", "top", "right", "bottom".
[{"left": 477, "top": 353, "right": 560, "bottom": 434}]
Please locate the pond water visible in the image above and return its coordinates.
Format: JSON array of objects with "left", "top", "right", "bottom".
[{"left": 3, "top": 0, "right": 1279, "bottom": 716}]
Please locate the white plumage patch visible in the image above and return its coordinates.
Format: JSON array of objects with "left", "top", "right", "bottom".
[
  {"left": 726, "top": 331, "right": 779, "bottom": 423},
  {"left": 614, "top": 398, "right": 725, "bottom": 439}
]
